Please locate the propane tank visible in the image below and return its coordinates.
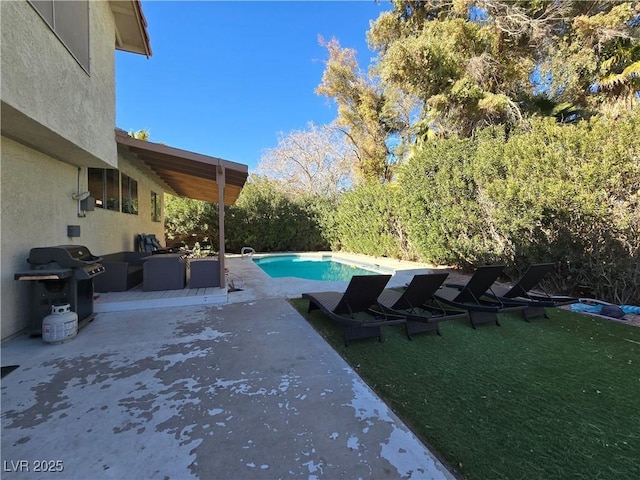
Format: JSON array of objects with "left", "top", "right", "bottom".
[{"left": 42, "top": 304, "right": 78, "bottom": 344}]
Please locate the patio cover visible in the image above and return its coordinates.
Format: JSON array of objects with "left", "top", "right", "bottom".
[
  {"left": 115, "top": 129, "right": 249, "bottom": 287},
  {"left": 115, "top": 129, "right": 248, "bottom": 205}
]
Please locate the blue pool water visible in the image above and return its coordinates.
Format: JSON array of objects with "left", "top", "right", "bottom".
[{"left": 253, "top": 255, "right": 382, "bottom": 281}]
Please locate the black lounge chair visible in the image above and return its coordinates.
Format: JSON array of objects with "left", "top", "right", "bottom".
[
  {"left": 377, "top": 273, "right": 469, "bottom": 339},
  {"left": 434, "top": 265, "right": 526, "bottom": 329},
  {"left": 302, "top": 275, "right": 405, "bottom": 346},
  {"left": 484, "top": 263, "right": 578, "bottom": 320}
]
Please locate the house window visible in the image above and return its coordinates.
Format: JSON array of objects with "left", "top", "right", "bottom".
[
  {"left": 121, "top": 174, "right": 138, "bottom": 215},
  {"left": 151, "top": 191, "right": 161, "bottom": 222},
  {"left": 88, "top": 168, "right": 119, "bottom": 211},
  {"left": 29, "top": 0, "right": 90, "bottom": 73}
]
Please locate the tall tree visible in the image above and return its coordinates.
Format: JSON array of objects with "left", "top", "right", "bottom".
[
  {"left": 368, "top": 0, "right": 529, "bottom": 137},
  {"left": 367, "top": 0, "right": 640, "bottom": 137},
  {"left": 559, "top": 2, "right": 640, "bottom": 115},
  {"left": 316, "top": 37, "right": 397, "bottom": 183},
  {"left": 255, "top": 122, "right": 355, "bottom": 197}
]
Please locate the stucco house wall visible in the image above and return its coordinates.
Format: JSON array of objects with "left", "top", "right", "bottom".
[
  {"left": 1, "top": 1, "right": 245, "bottom": 341},
  {"left": 1, "top": 0, "right": 118, "bottom": 167},
  {"left": 0, "top": 1, "right": 160, "bottom": 340},
  {"left": 1, "top": 137, "right": 167, "bottom": 339},
  {"left": 0, "top": 138, "right": 164, "bottom": 339}
]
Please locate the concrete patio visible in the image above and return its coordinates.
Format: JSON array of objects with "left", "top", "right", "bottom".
[
  {"left": 93, "top": 252, "right": 442, "bottom": 313},
  {"left": 1, "top": 254, "right": 455, "bottom": 479}
]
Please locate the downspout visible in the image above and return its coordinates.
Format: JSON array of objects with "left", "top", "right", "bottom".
[
  {"left": 77, "top": 167, "right": 82, "bottom": 217},
  {"left": 73, "top": 167, "right": 88, "bottom": 218},
  {"left": 217, "top": 164, "right": 226, "bottom": 289}
]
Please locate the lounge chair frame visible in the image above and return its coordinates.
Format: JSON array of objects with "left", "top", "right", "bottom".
[
  {"left": 434, "top": 265, "right": 526, "bottom": 328},
  {"left": 377, "top": 273, "right": 468, "bottom": 339},
  {"left": 302, "top": 275, "right": 405, "bottom": 346},
  {"left": 484, "top": 263, "right": 578, "bottom": 321}
]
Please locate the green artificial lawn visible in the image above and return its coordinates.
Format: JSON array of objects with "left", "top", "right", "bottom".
[{"left": 290, "top": 298, "right": 640, "bottom": 480}]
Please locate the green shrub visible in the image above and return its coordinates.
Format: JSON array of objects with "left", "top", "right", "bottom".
[
  {"left": 398, "top": 114, "right": 640, "bottom": 303},
  {"left": 334, "top": 182, "right": 413, "bottom": 258},
  {"left": 165, "top": 178, "right": 331, "bottom": 254},
  {"left": 297, "top": 194, "right": 340, "bottom": 251},
  {"left": 165, "top": 195, "right": 218, "bottom": 247},
  {"left": 225, "top": 178, "right": 330, "bottom": 252},
  {"left": 398, "top": 136, "right": 508, "bottom": 266}
]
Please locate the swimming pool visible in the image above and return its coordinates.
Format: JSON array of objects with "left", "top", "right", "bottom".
[{"left": 253, "top": 254, "right": 388, "bottom": 281}]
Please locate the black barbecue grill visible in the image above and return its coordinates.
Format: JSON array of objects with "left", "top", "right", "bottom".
[{"left": 15, "top": 245, "right": 105, "bottom": 336}]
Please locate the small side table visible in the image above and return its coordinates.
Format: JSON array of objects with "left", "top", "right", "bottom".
[{"left": 188, "top": 258, "right": 220, "bottom": 288}]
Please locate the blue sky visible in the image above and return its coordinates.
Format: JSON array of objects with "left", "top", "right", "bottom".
[{"left": 115, "top": 0, "right": 392, "bottom": 171}]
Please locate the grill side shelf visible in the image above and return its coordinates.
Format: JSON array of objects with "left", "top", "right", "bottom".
[{"left": 14, "top": 269, "right": 73, "bottom": 281}]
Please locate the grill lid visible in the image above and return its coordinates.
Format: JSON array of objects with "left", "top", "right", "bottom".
[{"left": 27, "top": 245, "right": 102, "bottom": 268}]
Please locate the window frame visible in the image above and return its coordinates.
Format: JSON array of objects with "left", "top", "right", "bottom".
[
  {"left": 28, "top": 0, "right": 90, "bottom": 74},
  {"left": 151, "top": 191, "right": 161, "bottom": 222},
  {"left": 121, "top": 174, "right": 138, "bottom": 215},
  {"left": 88, "top": 168, "right": 120, "bottom": 212}
]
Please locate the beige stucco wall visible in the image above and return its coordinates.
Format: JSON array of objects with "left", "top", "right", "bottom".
[
  {"left": 1, "top": 137, "right": 166, "bottom": 340},
  {"left": 0, "top": 0, "right": 117, "bottom": 167},
  {"left": 0, "top": 1, "right": 170, "bottom": 340}
]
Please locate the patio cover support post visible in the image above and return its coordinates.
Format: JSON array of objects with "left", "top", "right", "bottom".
[{"left": 217, "top": 164, "right": 226, "bottom": 288}]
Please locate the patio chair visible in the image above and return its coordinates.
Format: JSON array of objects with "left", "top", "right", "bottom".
[
  {"left": 302, "top": 275, "right": 405, "bottom": 346},
  {"left": 434, "top": 265, "right": 526, "bottom": 329},
  {"left": 484, "top": 263, "right": 579, "bottom": 320},
  {"left": 136, "top": 233, "right": 173, "bottom": 254},
  {"left": 377, "top": 273, "right": 469, "bottom": 339}
]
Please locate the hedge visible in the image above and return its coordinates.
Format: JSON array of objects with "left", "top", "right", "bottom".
[{"left": 398, "top": 114, "right": 639, "bottom": 303}]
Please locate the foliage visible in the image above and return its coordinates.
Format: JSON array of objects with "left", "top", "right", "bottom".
[
  {"left": 333, "top": 182, "right": 414, "bottom": 259},
  {"left": 316, "top": 37, "right": 399, "bottom": 182},
  {"left": 365, "top": 0, "right": 640, "bottom": 138},
  {"left": 297, "top": 194, "right": 341, "bottom": 251},
  {"left": 398, "top": 135, "right": 508, "bottom": 266},
  {"left": 551, "top": 2, "right": 640, "bottom": 114},
  {"left": 370, "top": 5, "right": 525, "bottom": 137},
  {"left": 128, "top": 129, "right": 149, "bottom": 141},
  {"left": 164, "top": 194, "right": 218, "bottom": 247},
  {"left": 165, "top": 178, "right": 333, "bottom": 253},
  {"left": 255, "top": 122, "right": 355, "bottom": 197},
  {"left": 224, "top": 177, "right": 330, "bottom": 253},
  {"left": 399, "top": 113, "right": 640, "bottom": 303},
  {"left": 165, "top": 111, "right": 638, "bottom": 302}
]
